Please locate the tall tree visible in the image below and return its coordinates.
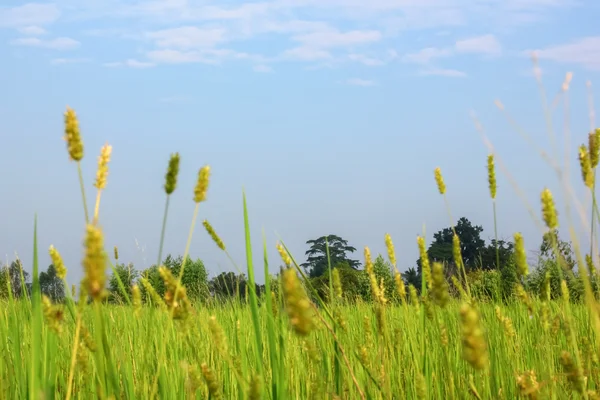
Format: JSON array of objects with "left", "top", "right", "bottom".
[
  {"left": 417, "top": 217, "right": 486, "bottom": 274},
  {"left": 108, "top": 262, "right": 139, "bottom": 303},
  {"left": 210, "top": 271, "right": 247, "bottom": 299},
  {"left": 301, "top": 234, "right": 360, "bottom": 278},
  {"left": 39, "top": 264, "right": 65, "bottom": 302},
  {"left": 164, "top": 254, "right": 210, "bottom": 302},
  {"left": 0, "top": 259, "right": 30, "bottom": 298}
]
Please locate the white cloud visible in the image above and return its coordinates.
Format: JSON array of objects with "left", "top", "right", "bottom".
[
  {"left": 403, "top": 47, "right": 452, "bottom": 64},
  {"left": 51, "top": 57, "right": 90, "bottom": 65},
  {"left": 253, "top": 64, "right": 273, "bottom": 73},
  {"left": 281, "top": 46, "right": 332, "bottom": 61},
  {"left": 0, "top": 3, "right": 60, "bottom": 28},
  {"left": 531, "top": 36, "right": 600, "bottom": 71},
  {"left": 347, "top": 54, "right": 385, "bottom": 66},
  {"left": 455, "top": 34, "right": 502, "bottom": 56},
  {"left": 293, "top": 29, "right": 382, "bottom": 48},
  {"left": 18, "top": 25, "right": 47, "bottom": 35},
  {"left": 344, "top": 78, "right": 376, "bottom": 86},
  {"left": 104, "top": 59, "right": 155, "bottom": 68},
  {"left": 418, "top": 67, "right": 467, "bottom": 77},
  {"left": 10, "top": 36, "right": 80, "bottom": 50},
  {"left": 147, "top": 26, "right": 227, "bottom": 49}
]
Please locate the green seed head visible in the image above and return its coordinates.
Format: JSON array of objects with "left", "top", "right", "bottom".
[{"left": 164, "top": 153, "right": 181, "bottom": 195}]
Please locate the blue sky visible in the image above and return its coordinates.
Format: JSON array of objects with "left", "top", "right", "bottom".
[{"left": 1, "top": 0, "right": 600, "bottom": 286}]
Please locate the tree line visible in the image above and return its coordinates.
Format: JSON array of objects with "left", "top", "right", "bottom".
[{"left": 1, "top": 216, "right": 596, "bottom": 304}]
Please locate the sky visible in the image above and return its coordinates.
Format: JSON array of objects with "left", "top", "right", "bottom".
[{"left": 1, "top": 0, "right": 600, "bottom": 287}]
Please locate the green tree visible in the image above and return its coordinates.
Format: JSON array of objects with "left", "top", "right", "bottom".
[
  {"left": 310, "top": 262, "right": 365, "bottom": 302},
  {"left": 39, "top": 264, "right": 65, "bottom": 302},
  {"left": 401, "top": 267, "right": 420, "bottom": 291},
  {"left": 0, "top": 259, "right": 30, "bottom": 298},
  {"left": 301, "top": 234, "right": 360, "bottom": 278},
  {"left": 210, "top": 271, "right": 247, "bottom": 300},
  {"left": 164, "top": 254, "right": 209, "bottom": 302},
  {"left": 478, "top": 239, "right": 515, "bottom": 270},
  {"left": 417, "top": 217, "right": 486, "bottom": 274},
  {"left": 108, "top": 262, "right": 139, "bottom": 303}
]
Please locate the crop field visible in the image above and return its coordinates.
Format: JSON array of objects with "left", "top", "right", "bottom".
[{"left": 2, "top": 70, "right": 600, "bottom": 400}]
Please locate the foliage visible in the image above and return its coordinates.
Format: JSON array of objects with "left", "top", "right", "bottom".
[
  {"left": 39, "top": 264, "right": 65, "bottom": 302},
  {"left": 0, "top": 259, "right": 30, "bottom": 299},
  {"left": 301, "top": 234, "right": 360, "bottom": 277},
  {"left": 108, "top": 262, "right": 139, "bottom": 303}
]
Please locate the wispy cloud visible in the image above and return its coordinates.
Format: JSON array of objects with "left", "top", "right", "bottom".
[
  {"left": 0, "top": 0, "right": 584, "bottom": 77},
  {"left": 10, "top": 37, "right": 80, "bottom": 50},
  {"left": 253, "top": 64, "right": 273, "bottom": 73},
  {"left": 0, "top": 3, "right": 60, "bottom": 28},
  {"left": 344, "top": 78, "right": 376, "bottom": 87},
  {"left": 455, "top": 34, "right": 502, "bottom": 56},
  {"left": 418, "top": 67, "right": 467, "bottom": 77},
  {"left": 104, "top": 59, "right": 155, "bottom": 68},
  {"left": 531, "top": 36, "right": 600, "bottom": 71},
  {"left": 18, "top": 25, "right": 47, "bottom": 35},
  {"left": 51, "top": 57, "right": 91, "bottom": 65}
]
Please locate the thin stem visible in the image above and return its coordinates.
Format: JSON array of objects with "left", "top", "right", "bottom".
[
  {"left": 65, "top": 315, "right": 82, "bottom": 400},
  {"left": 493, "top": 200, "right": 500, "bottom": 271},
  {"left": 157, "top": 195, "right": 171, "bottom": 267},
  {"left": 77, "top": 162, "right": 90, "bottom": 224}
]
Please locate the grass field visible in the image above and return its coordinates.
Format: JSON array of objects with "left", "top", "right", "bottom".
[{"left": 2, "top": 69, "right": 600, "bottom": 399}]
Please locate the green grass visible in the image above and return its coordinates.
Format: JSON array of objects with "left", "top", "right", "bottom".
[
  {"left": 3, "top": 70, "right": 600, "bottom": 399},
  {"left": 1, "top": 296, "right": 599, "bottom": 399}
]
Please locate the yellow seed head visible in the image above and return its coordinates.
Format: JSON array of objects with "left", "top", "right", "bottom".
[
  {"left": 364, "top": 246, "right": 373, "bottom": 275},
  {"left": 384, "top": 233, "right": 396, "bottom": 268},
  {"left": 282, "top": 268, "right": 314, "bottom": 336},
  {"left": 248, "top": 374, "right": 263, "bottom": 400},
  {"left": 560, "top": 279, "right": 569, "bottom": 303},
  {"left": 63, "top": 106, "right": 84, "bottom": 161},
  {"left": 159, "top": 266, "right": 192, "bottom": 320},
  {"left": 590, "top": 129, "right": 600, "bottom": 169},
  {"left": 203, "top": 220, "right": 225, "bottom": 251},
  {"left": 541, "top": 188, "right": 558, "bottom": 229},
  {"left": 193, "top": 165, "right": 211, "bottom": 203},
  {"left": 408, "top": 284, "right": 419, "bottom": 307},
  {"left": 452, "top": 234, "right": 463, "bottom": 270},
  {"left": 332, "top": 268, "right": 343, "bottom": 299},
  {"left": 394, "top": 272, "right": 406, "bottom": 304},
  {"left": 208, "top": 315, "right": 228, "bottom": 355},
  {"left": 434, "top": 167, "right": 446, "bottom": 195},
  {"left": 578, "top": 144, "right": 594, "bottom": 188},
  {"left": 132, "top": 284, "right": 141, "bottom": 316},
  {"left": 81, "top": 224, "right": 107, "bottom": 302},
  {"left": 487, "top": 154, "right": 497, "bottom": 199},
  {"left": 417, "top": 236, "right": 432, "bottom": 289},
  {"left": 431, "top": 262, "right": 450, "bottom": 308},
  {"left": 560, "top": 351, "right": 586, "bottom": 394},
  {"left": 201, "top": 363, "right": 222, "bottom": 399},
  {"left": 541, "top": 271, "right": 551, "bottom": 302},
  {"left": 48, "top": 245, "right": 67, "bottom": 280},
  {"left": 93, "top": 143, "right": 112, "bottom": 190},
  {"left": 276, "top": 242, "right": 292, "bottom": 268},
  {"left": 42, "top": 295, "right": 64, "bottom": 334},
  {"left": 164, "top": 152, "right": 181, "bottom": 195},
  {"left": 513, "top": 233, "right": 528, "bottom": 277},
  {"left": 459, "top": 303, "right": 488, "bottom": 370}
]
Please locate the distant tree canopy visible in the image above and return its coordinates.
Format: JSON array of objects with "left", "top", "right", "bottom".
[
  {"left": 40, "top": 264, "right": 65, "bottom": 302},
  {"left": 2, "top": 220, "right": 597, "bottom": 305},
  {"left": 0, "top": 259, "right": 29, "bottom": 299},
  {"left": 301, "top": 234, "right": 360, "bottom": 278},
  {"left": 416, "top": 217, "right": 516, "bottom": 281}
]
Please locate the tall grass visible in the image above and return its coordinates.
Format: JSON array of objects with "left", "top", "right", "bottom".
[{"left": 2, "top": 67, "right": 600, "bottom": 399}]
